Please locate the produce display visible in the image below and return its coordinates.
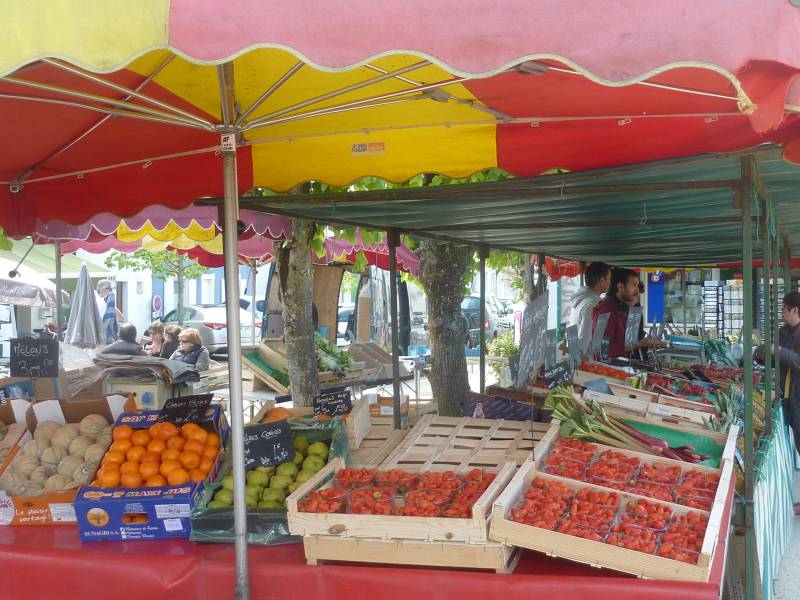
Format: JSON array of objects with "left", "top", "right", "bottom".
[
  {"left": 297, "top": 468, "right": 495, "bottom": 517},
  {"left": 90, "top": 421, "right": 220, "bottom": 488},
  {"left": 315, "top": 332, "right": 353, "bottom": 373},
  {"left": 545, "top": 386, "right": 711, "bottom": 463},
  {"left": 510, "top": 476, "right": 709, "bottom": 564},
  {"left": 643, "top": 373, "right": 716, "bottom": 405},
  {"left": 541, "top": 437, "right": 720, "bottom": 511},
  {"left": 207, "top": 437, "right": 330, "bottom": 509},
  {"left": 577, "top": 363, "right": 632, "bottom": 380},
  {"left": 0, "top": 414, "right": 111, "bottom": 497}
]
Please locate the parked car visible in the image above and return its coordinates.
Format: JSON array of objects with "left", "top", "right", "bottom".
[
  {"left": 337, "top": 303, "right": 354, "bottom": 346},
  {"left": 460, "top": 294, "right": 508, "bottom": 347},
  {"left": 162, "top": 304, "right": 255, "bottom": 355}
]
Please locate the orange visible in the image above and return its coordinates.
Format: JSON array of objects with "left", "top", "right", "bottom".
[
  {"left": 103, "top": 450, "right": 126, "bottom": 466},
  {"left": 126, "top": 445, "right": 146, "bottom": 462},
  {"left": 202, "top": 446, "right": 218, "bottom": 460},
  {"left": 141, "top": 451, "right": 161, "bottom": 463},
  {"left": 145, "top": 475, "right": 167, "bottom": 487},
  {"left": 148, "top": 423, "right": 163, "bottom": 438},
  {"left": 112, "top": 425, "right": 134, "bottom": 441},
  {"left": 185, "top": 427, "right": 208, "bottom": 445},
  {"left": 178, "top": 450, "right": 200, "bottom": 470},
  {"left": 146, "top": 438, "right": 167, "bottom": 454},
  {"left": 180, "top": 422, "right": 201, "bottom": 439},
  {"left": 159, "top": 459, "right": 181, "bottom": 477},
  {"left": 130, "top": 429, "right": 151, "bottom": 447},
  {"left": 184, "top": 439, "right": 204, "bottom": 455},
  {"left": 161, "top": 448, "right": 181, "bottom": 462},
  {"left": 97, "top": 469, "right": 120, "bottom": 488},
  {"left": 189, "top": 468, "right": 206, "bottom": 483},
  {"left": 109, "top": 439, "right": 132, "bottom": 454},
  {"left": 120, "top": 461, "right": 140, "bottom": 475},
  {"left": 139, "top": 461, "right": 160, "bottom": 480},
  {"left": 157, "top": 422, "right": 180, "bottom": 441},
  {"left": 263, "top": 407, "right": 291, "bottom": 423},
  {"left": 167, "top": 468, "right": 190, "bottom": 486},
  {"left": 166, "top": 436, "right": 186, "bottom": 451},
  {"left": 120, "top": 472, "right": 143, "bottom": 488},
  {"left": 199, "top": 457, "right": 214, "bottom": 473},
  {"left": 205, "top": 433, "right": 220, "bottom": 448}
]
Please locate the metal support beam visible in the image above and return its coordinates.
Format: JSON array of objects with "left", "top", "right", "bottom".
[
  {"left": 740, "top": 155, "right": 755, "bottom": 600},
  {"left": 250, "top": 259, "right": 258, "bottom": 348},
  {"left": 388, "top": 230, "right": 402, "bottom": 430},
  {"left": 479, "top": 246, "right": 488, "bottom": 393},
  {"left": 773, "top": 234, "right": 781, "bottom": 415},
  {"left": 762, "top": 213, "right": 773, "bottom": 436},
  {"left": 785, "top": 238, "right": 793, "bottom": 295},
  {"left": 218, "top": 62, "right": 249, "bottom": 600},
  {"left": 54, "top": 241, "right": 63, "bottom": 341}
]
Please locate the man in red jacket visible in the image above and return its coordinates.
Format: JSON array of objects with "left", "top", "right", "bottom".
[{"left": 592, "top": 268, "right": 661, "bottom": 359}]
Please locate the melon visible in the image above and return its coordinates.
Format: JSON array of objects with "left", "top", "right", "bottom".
[
  {"left": 29, "top": 465, "right": 52, "bottom": 485},
  {"left": 0, "top": 470, "right": 22, "bottom": 494},
  {"left": 43, "top": 474, "right": 70, "bottom": 493},
  {"left": 33, "top": 421, "right": 61, "bottom": 445},
  {"left": 84, "top": 443, "right": 107, "bottom": 464},
  {"left": 58, "top": 455, "right": 83, "bottom": 479},
  {"left": 68, "top": 435, "right": 93, "bottom": 458},
  {"left": 51, "top": 426, "right": 78, "bottom": 450},
  {"left": 22, "top": 439, "right": 47, "bottom": 458},
  {"left": 72, "top": 462, "right": 96, "bottom": 486},
  {"left": 96, "top": 426, "right": 113, "bottom": 448},
  {"left": 79, "top": 414, "right": 109, "bottom": 440},
  {"left": 13, "top": 455, "right": 39, "bottom": 478},
  {"left": 40, "top": 446, "right": 68, "bottom": 469},
  {"left": 14, "top": 480, "right": 44, "bottom": 497}
]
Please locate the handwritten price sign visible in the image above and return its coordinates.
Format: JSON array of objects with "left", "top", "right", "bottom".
[{"left": 243, "top": 421, "right": 296, "bottom": 470}]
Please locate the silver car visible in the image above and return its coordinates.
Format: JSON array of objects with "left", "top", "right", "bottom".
[{"left": 162, "top": 304, "right": 255, "bottom": 355}]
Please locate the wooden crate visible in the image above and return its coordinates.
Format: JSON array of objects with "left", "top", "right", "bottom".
[
  {"left": 350, "top": 424, "right": 409, "bottom": 466},
  {"left": 257, "top": 338, "right": 365, "bottom": 387},
  {"left": 286, "top": 457, "right": 516, "bottom": 544},
  {"left": 303, "top": 535, "right": 519, "bottom": 573},
  {"left": 380, "top": 414, "right": 547, "bottom": 470},
  {"left": 607, "top": 382, "right": 660, "bottom": 403},
  {"left": 581, "top": 389, "right": 711, "bottom": 430},
  {"left": 242, "top": 352, "right": 289, "bottom": 395},
  {"left": 573, "top": 368, "right": 637, "bottom": 388},
  {"left": 490, "top": 460, "right": 733, "bottom": 582}
]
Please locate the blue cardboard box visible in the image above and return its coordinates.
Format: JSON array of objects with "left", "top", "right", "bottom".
[{"left": 74, "top": 404, "right": 229, "bottom": 542}]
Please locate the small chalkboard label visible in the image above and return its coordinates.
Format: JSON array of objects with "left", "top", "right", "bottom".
[
  {"left": 515, "top": 294, "right": 549, "bottom": 388},
  {"left": 543, "top": 329, "right": 557, "bottom": 370},
  {"left": 156, "top": 393, "right": 213, "bottom": 426},
  {"left": 624, "top": 307, "right": 643, "bottom": 351},
  {"left": 589, "top": 314, "right": 610, "bottom": 359},
  {"left": 10, "top": 337, "right": 59, "bottom": 378},
  {"left": 243, "top": 421, "right": 295, "bottom": 470},
  {"left": 543, "top": 361, "right": 573, "bottom": 389},
  {"left": 565, "top": 324, "right": 581, "bottom": 368},
  {"left": 313, "top": 387, "right": 352, "bottom": 417}
]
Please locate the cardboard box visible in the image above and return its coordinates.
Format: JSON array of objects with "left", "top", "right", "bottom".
[
  {"left": 0, "top": 394, "right": 134, "bottom": 526},
  {"left": 366, "top": 393, "right": 409, "bottom": 427},
  {"left": 74, "top": 404, "right": 230, "bottom": 541}
]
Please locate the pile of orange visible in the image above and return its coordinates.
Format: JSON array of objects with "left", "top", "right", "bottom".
[{"left": 92, "top": 421, "right": 220, "bottom": 489}]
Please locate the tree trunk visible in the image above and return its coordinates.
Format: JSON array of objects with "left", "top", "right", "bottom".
[
  {"left": 417, "top": 240, "right": 469, "bottom": 417},
  {"left": 522, "top": 254, "right": 535, "bottom": 304},
  {"left": 277, "top": 217, "right": 320, "bottom": 407},
  {"left": 176, "top": 264, "right": 185, "bottom": 326}
]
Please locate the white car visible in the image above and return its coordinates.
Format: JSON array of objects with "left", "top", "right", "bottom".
[{"left": 162, "top": 304, "right": 256, "bottom": 355}]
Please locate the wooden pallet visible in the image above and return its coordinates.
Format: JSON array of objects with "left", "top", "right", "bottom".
[
  {"left": 380, "top": 414, "right": 547, "bottom": 470},
  {"left": 287, "top": 457, "right": 516, "bottom": 544},
  {"left": 490, "top": 459, "right": 732, "bottom": 582},
  {"left": 303, "top": 535, "right": 520, "bottom": 573}
]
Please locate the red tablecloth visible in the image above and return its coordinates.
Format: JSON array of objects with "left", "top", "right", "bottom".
[{"left": 0, "top": 482, "right": 733, "bottom": 600}]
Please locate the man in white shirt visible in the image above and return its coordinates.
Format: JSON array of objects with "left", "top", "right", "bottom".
[{"left": 568, "top": 262, "right": 611, "bottom": 357}]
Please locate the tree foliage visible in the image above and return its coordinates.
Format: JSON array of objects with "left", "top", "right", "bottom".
[{"left": 104, "top": 249, "right": 205, "bottom": 281}]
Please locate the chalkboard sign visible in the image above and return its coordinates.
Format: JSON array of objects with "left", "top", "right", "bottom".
[
  {"left": 313, "top": 387, "right": 352, "bottom": 417},
  {"left": 543, "top": 329, "right": 557, "bottom": 370},
  {"left": 243, "top": 421, "right": 296, "bottom": 470},
  {"left": 515, "top": 294, "right": 549, "bottom": 388},
  {"left": 565, "top": 324, "right": 581, "bottom": 368},
  {"left": 543, "top": 361, "right": 573, "bottom": 389},
  {"left": 624, "top": 307, "right": 643, "bottom": 351},
  {"left": 156, "top": 393, "right": 213, "bottom": 426},
  {"left": 10, "top": 338, "right": 59, "bottom": 378},
  {"left": 589, "top": 313, "right": 610, "bottom": 359}
]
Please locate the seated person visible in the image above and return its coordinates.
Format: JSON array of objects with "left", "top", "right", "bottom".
[
  {"left": 169, "top": 328, "right": 210, "bottom": 371},
  {"left": 99, "top": 323, "right": 146, "bottom": 356},
  {"left": 159, "top": 324, "right": 181, "bottom": 359},
  {"left": 144, "top": 321, "right": 165, "bottom": 356}
]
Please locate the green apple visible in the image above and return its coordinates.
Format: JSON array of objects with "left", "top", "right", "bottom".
[
  {"left": 307, "top": 441, "right": 329, "bottom": 459},
  {"left": 302, "top": 455, "right": 325, "bottom": 474},
  {"left": 269, "top": 474, "right": 292, "bottom": 490},
  {"left": 276, "top": 463, "right": 298, "bottom": 478},
  {"left": 214, "top": 488, "right": 234, "bottom": 505},
  {"left": 247, "top": 470, "right": 269, "bottom": 487},
  {"left": 221, "top": 473, "right": 235, "bottom": 491},
  {"left": 261, "top": 487, "right": 286, "bottom": 503},
  {"left": 258, "top": 499, "right": 284, "bottom": 510},
  {"left": 294, "top": 436, "right": 309, "bottom": 453},
  {"left": 295, "top": 469, "right": 316, "bottom": 484}
]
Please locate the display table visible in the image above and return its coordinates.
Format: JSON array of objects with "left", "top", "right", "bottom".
[{"left": 0, "top": 479, "right": 734, "bottom": 600}]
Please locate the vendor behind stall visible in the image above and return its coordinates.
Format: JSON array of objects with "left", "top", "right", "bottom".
[
  {"left": 569, "top": 261, "right": 611, "bottom": 357},
  {"left": 169, "top": 328, "right": 210, "bottom": 371},
  {"left": 99, "top": 323, "right": 146, "bottom": 356}
]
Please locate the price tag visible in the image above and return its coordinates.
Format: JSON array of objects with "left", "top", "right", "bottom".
[
  {"left": 10, "top": 338, "right": 58, "bottom": 378},
  {"left": 243, "top": 421, "right": 295, "bottom": 470},
  {"left": 542, "top": 361, "right": 573, "bottom": 389},
  {"left": 565, "top": 324, "right": 581, "bottom": 368},
  {"left": 624, "top": 307, "right": 643, "bottom": 351},
  {"left": 543, "top": 329, "right": 557, "bottom": 370},
  {"left": 589, "top": 314, "right": 610, "bottom": 359},
  {"left": 156, "top": 393, "right": 213, "bottom": 426},
  {"left": 221, "top": 133, "right": 236, "bottom": 152},
  {"left": 313, "top": 387, "right": 352, "bottom": 417},
  {"left": 515, "top": 294, "right": 549, "bottom": 388}
]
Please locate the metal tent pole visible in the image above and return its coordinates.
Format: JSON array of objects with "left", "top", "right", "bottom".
[
  {"left": 54, "top": 241, "right": 63, "bottom": 341},
  {"left": 773, "top": 233, "right": 781, "bottom": 414},
  {"left": 219, "top": 62, "right": 249, "bottom": 600},
  {"left": 740, "top": 156, "right": 755, "bottom": 600},
  {"left": 785, "top": 238, "right": 793, "bottom": 295},
  {"left": 250, "top": 259, "right": 258, "bottom": 348},
  {"left": 388, "top": 230, "right": 402, "bottom": 430},
  {"left": 479, "top": 246, "right": 487, "bottom": 393},
  {"left": 681, "top": 268, "right": 687, "bottom": 334},
  {"left": 762, "top": 210, "right": 772, "bottom": 437}
]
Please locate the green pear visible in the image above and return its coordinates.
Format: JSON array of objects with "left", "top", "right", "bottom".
[
  {"left": 307, "top": 441, "right": 329, "bottom": 459},
  {"left": 214, "top": 488, "right": 234, "bottom": 506},
  {"left": 295, "top": 469, "right": 316, "bottom": 484},
  {"left": 276, "top": 463, "right": 298, "bottom": 478},
  {"left": 207, "top": 500, "right": 228, "bottom": 509},
  {"left": 294, "top": 436, "right": 309, "bottom": 453},
  {"left": 287, "top": 482, "right": 300, "bottom": 494},
  {"left": 246, "top": 495, "right": 258, "bottom": 508},
  {"left": 246, "top": 484, "right": 263, "bottom": 499},
  {"left": 255, "top": 466, "right": 275, "bottom": 476},
  {"left": 292, "top": 451, "right": 305, "bottom": 466},
  {"left": 269, "top": 474, "right": 292, "bottom": 490},
  {"left": 247, "top": 471, "right": 269, "bottom": 487},
  {"left": 221, "top": 473, "right": 235, "bottom": 491},
  {"left": 258, "top": 499, "right": 284, "bottom": 510},
  {"left": 261, "top": 488, "right": 286, "bottom": 503},
  {"left": 302, "top": 455, "right": 325, "bottom": 474}
]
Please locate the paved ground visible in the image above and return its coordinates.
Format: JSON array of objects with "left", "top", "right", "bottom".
[{"left": 773, "top": 476, "right": 800, "bottom": 599}]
